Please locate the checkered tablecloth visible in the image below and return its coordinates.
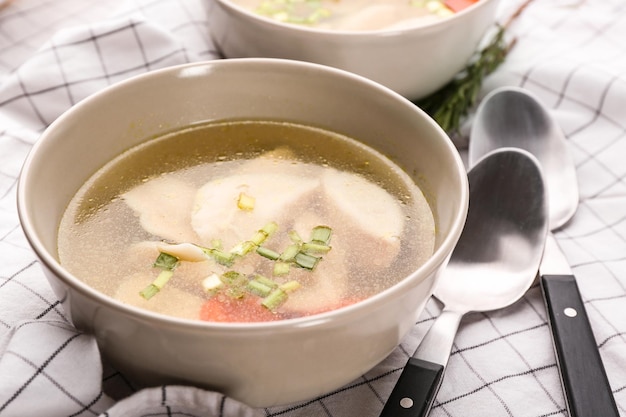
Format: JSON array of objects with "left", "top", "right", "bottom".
[{"left": 1, "top": 0, "right": 625, "bottom": 416}]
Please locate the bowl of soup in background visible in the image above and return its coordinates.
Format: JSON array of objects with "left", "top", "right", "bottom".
[
  {"left": 204, "top": 0, "right": 501, "bottom": 100},
  {"left": 17, "top": 58, "right": 468, "bottom": 407}
]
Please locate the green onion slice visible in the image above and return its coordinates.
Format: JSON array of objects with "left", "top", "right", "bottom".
[
  {"left": 302, "top": 242, "right": 331, "bottom": 254},
  {"left": 279, "top": 243, "right": 301, "bottom": 261},
  {"left": 256, "top": 246, "right": 280, "bottom": 260},
  {"left": 254, "top": 274, "right": 278, "bottom": 289},
  {"left": 262, "top": 288, "right": 288, "bottom": 311},
  {"left": 140, "top": 269, "right": 174, "bottom": 300},
  {"left": 247, "top": 279, "right": 274, "bottom": 297},
  {"left": 288, "top": 230, "right": 303, "bottom": 244},
  {"left": 310, "top": 225, "right": 332, "bottom": 245},
  {"left": 294, "top": 252, "right": 320, "bottom": 270},
  {"left": 220, "top": 271, "right": 246, "bottom": 286},
  {"left": 153, "top": 252, "right": 179, "bottom": 270},
  {"left": 273, "top": 261, "right": 291, "bottom": 276},
  {"left": 261, "top": 280, "right": 301, "bottom": 311},
  {"left": 280, "top": 280, "right": 301, "bottom": 293},
  {"left": 139, "top": 284, "right": 160, "bottom": 300},
  {"left": 201, "top": 247, "right": 235, "bottom": 266}
]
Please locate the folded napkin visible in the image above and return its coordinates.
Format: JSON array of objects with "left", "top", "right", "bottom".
[
  {"left": 0, "top": 320, "right": 113, "bottom": 416},
  {"left": 104, "top": 386, "right": 263, "bottom": 417},
  {"left": 1, "top": 0, "right": 626, "bottom": 416}
]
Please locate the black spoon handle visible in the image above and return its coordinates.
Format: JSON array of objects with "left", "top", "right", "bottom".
[
  {"left": 378, "top": 357, "right": 444, "bottom": 417},
  {"left": 541, "top": 274, "right": 619, "bottom": 417}
]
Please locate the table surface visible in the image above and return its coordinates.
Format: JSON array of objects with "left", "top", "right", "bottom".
[{"left": 1, "top": 0, "right": 625, "bottom": 416}]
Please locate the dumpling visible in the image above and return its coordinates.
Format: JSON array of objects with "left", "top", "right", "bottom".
[
  {"left": 321, "top": 169, "right": 404, "bottom": 269},
  {"left": 191, "top": 172, "right": 320, "bottom": 249},
  {"left": 122, "top": 175, "right": 199, "bottom": 243}
]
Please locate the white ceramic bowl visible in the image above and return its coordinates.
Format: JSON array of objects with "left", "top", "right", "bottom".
[
  {"left": 17, "top": 58, "right": 468, "bottom": 407},
  {"left": 205, "top": 0, "right": 501, "bottom": 100}
]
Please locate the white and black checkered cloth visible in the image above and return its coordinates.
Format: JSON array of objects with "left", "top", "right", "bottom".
[{"left": 1, "top": 0, "right": 625, "bottom": 416}]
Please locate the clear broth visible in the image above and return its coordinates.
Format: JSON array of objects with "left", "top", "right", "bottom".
[{"left": 57, "top": 120, "right": 436, "bottom": 322}]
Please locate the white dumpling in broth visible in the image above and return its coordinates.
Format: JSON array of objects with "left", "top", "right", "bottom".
[
  {"left": 282, "top": 173, "right": 405, "bottom": 314},
  {"left": 321, "top": 169, "right": 404, "bottom": 270},
  {"left": 121, "top": 175, "right": 199, "bottom": 243},
  {"left": 191, "top": 172, "right": 320, "bottom": 249}
]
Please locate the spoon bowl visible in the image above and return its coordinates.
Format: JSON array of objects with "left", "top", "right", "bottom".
[
  {"left": 379, "top": 148, "right": 548, "bottom": 417},
  {"left": 436, "top": 147, "right": 548, "bottom": 313},
  {"left": 468, "top": 86, "right": 578, "bottom": 229}
]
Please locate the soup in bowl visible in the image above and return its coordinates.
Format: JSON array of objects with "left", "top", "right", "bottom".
[
  {"left": 204, "top": 0, "right": 501, "bottom": 99},
  {"left": 17, "top": 58, "right": 468, "bottom": 407}
]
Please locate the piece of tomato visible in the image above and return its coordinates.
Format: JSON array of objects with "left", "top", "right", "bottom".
[
  {"left": 200, "top": 295, "right": 282, "bottom": 323},
  {"left": 444, "top": 0, "right": 479, "bottom": 13}
]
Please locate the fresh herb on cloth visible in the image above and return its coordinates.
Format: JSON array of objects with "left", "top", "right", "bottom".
[{"left": 415, "top": 0, "right": 535, "bottom": 134}]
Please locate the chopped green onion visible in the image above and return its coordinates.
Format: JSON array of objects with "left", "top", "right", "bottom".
[
  {"left": 141, "top": 252, "right": 180, "bottom": 300},
  {"left": 153, "top": 252, "right": 179, "bottom": 270},
  {"left": 219, "top": 271, "right": 248, "bottom": 299},
  {"left": 230, "top": 240, "right": 256, "bottom": 257},
  {"left": 302, "top": 242, "right": 331, "bottom": 254},
  {"left": 261, "top": 221, "right": 279, "bottom": 238},
  {"left": 220, "top": 270, "right": 247, "bottom": 286},
  {"left": 262, "top": 288, "right": 288, "bottom": 311},
  {"left": 140, "top": 270, "right": 174, "bottom": 300},
  {"left": 280, "top": 280, "right": 301, "bottom": 293},
  {"left": 261, "top": 280, "right": 301, "bottom": 311},
  {"left": 310, "top": 225, "right": 332, "bottom": 245},
  {"left": 247, "top": 279, "right": 274, "bottom": 297},
  {"left": 246, "top": 275, "right": 279, "bottom": 297},
  {"left": 288, "top": 230, "right": 303, "bottom": 244},
  {"left": 253, "top": 274, "right": 278, "bottom": 289},
  {"left": 153, "top": 269, "right": 174, "bottom": 287},
  {"left": 141, "top": 224, "right": 332, "bottom": 305},
  {"left": 140, "top": 284, "right": 159, "bottom": 300},
  {"left": 279, "top": 243, "right": 301, "bottom": 261},
  {"left": 249, "top": 232, "right": 266, "bottom": 247},
  {"left": 256, "top": 246, "right": 280, "bottom": 260},
  {"left": 201, "top": 247, "right": 235, "bottom": 266},
  {"left": 231, "top": 222, "right": 279, "bottom": 256},
  {"left": 294, "top": 252, "right": 320, "bottom": 270},
  {"left": 273, "top": 261, "right": 291, "bottom": 276}
]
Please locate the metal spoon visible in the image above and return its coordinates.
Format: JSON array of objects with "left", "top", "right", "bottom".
[
  {"left": 379, "top": 148, "right": 548, "bottom": 417},
  {"left": 469, "top": 86, "right": 620, "bottom": 417}
]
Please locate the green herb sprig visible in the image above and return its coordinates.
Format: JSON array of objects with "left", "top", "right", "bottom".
[
  {"left": 414, "top": 26, "right": 511, "bottom": 133},
  {"left": 414, "top": 0, "right": 535, "bottom": 134}
]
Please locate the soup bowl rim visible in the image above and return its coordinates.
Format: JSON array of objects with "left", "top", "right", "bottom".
[{"left": 17, "top": 58, "right": 469, "bottom": 333}]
